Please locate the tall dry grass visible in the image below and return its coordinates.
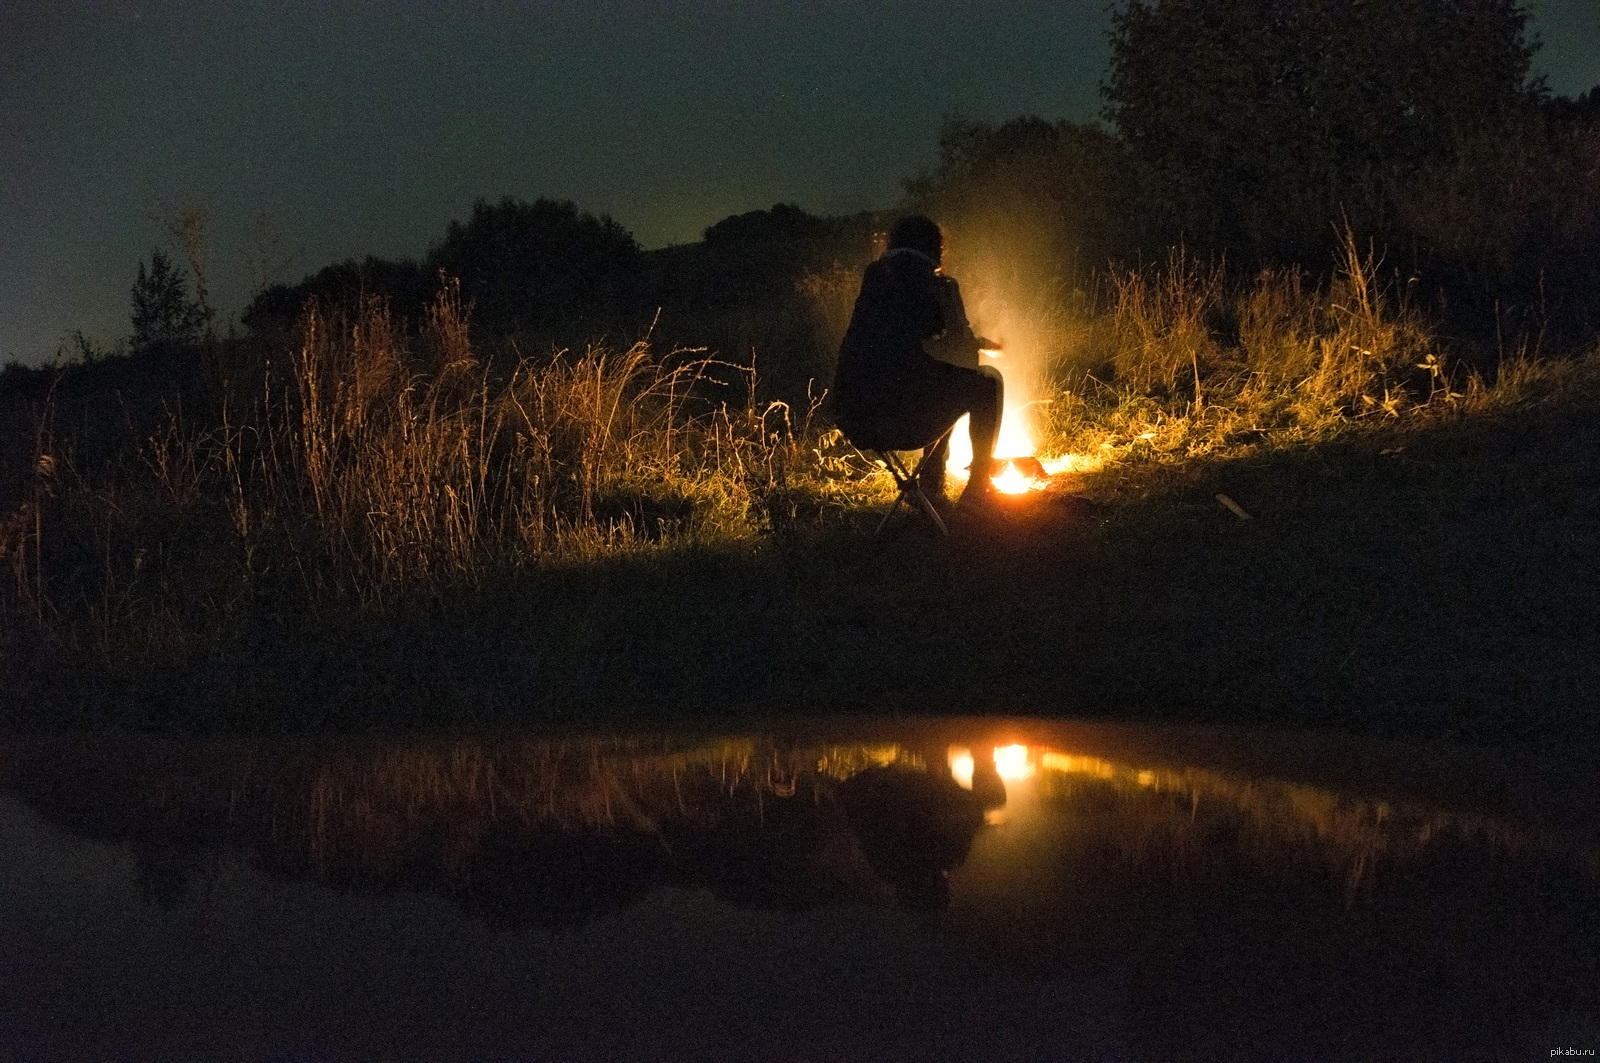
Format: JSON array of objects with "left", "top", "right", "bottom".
[
  {"left": 6, "top": 243, "right": 1596, "bottom": 676},
  {"left": 1035, "top": 229, "right": 1484, "bottom": 468},
  {"left": 1, "top": 284, "right": 862, "bottom": 662},
  {"left": 1108, "top": 247, "right": 1226, "bottom": 398},
  {"left": 269, "top": 286, "right": 861, "bottom": 596}
]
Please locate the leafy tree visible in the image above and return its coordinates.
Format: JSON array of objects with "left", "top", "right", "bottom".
[
  {"left": 129, "top": 249, "right": 207, "bottom": 353},
  {"left": 241, "top": 256, "right": 432, "bottom": 336},
  {"left": 426, "top": 197, "right": 644, "bottom": 341},
  {"left": 906, "top": 116, "right": 1130, "bottom": 273},
  {"left": 631, "top": 203, "right": 883, "bottom": 407},
  {"left": 1546, "top": 84, "right": 1600, "bottom": 126},
  {"left": 702, "top": 202, "right": 833, "bottom": 250},
  {"left": 1103, "top": 0, "right": 1542, "bottom": 263},
  {"left": 688, "top": 203, "right": 876, "bottom": 306}
]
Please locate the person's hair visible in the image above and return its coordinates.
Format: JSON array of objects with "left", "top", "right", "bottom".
[{"left": 888, "top": 215, "right": 942, "bottom": 262}]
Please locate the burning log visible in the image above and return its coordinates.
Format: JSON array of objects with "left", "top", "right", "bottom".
[{"left": 990, "top": 456, "right": 1050, "bottom": 494}]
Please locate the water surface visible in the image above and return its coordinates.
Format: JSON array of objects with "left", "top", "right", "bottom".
[{"left": 2, "top": 719, "right": 1595, "bottom": 1060}]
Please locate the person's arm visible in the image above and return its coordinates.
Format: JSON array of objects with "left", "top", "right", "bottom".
[{"left": 925, "top": 276, "right": 998, "bottom": 368}]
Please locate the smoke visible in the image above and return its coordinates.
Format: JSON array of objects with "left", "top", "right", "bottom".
[{"left": 937, "top": 203, "right": 1095, "bottom": 471}]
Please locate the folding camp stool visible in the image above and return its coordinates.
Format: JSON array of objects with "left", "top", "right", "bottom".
[{"left": 857, "top": 426, "right": 955, "bottom": 537}]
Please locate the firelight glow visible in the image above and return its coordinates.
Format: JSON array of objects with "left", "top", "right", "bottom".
[
  {"left": 950, "top": 744, "right": 1035, "bottom": 785},
  {"left": 943, "top": 403, "right": 1101, "bottom": 490},
  {"left": 945, "top": 407, "right": 1045, "bottom": 493},
  {"left": 936, "top": 243, "right": 1109, "bottom": 492},
  {"left": 1042, "top": 453, "right": 1099, "bottom": 475},
  {"left": 949, "top": 747, "right": 975, "bottom": 789},
  {"left": 990, "top": 462, "right": 1035, "bottom": 494},
  {"left": 993, "top": 744, "right": 1034, "bottom": 781}
]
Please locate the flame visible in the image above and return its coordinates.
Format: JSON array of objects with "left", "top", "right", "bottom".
[
  {"left": 932, "top": 292, "right": 1104, "bottom": 490},
  {"left": 943, "top": 415, "right": 1100, "bottom": 492},
  {"left": 952, "top": 744, "right": 1035, "bottom": 784},
  {"left": 947, "top": 407, "right": 1038, "bottom": 480},
  {"left": 1042, "top": 453, "right": 1101, "bottom": 476},
  {"left": 991, "top": 462, "right": 1034, "bottom": 494},
  {"left": 993, "top": 744, "right": 1034, "bottom": 781}
]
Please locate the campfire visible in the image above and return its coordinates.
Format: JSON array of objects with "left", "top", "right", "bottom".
[
  {"left": 990, "top": 456, "right": 1049, "bottom": 494},
  {"left": 940, "top": 307, "right": 1098, "bottom": 494},
  {"left": 946, "top": 408, "right": 1073, "bottom": 494}
]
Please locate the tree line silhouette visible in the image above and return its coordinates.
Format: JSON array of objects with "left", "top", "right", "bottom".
[{"left": 210, "top": 1, "right": 1596, "bottom": 389}]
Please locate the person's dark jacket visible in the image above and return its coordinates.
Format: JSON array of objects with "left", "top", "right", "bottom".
[{"left": 832, "top": 248, "right": 987, "bottom": 432}]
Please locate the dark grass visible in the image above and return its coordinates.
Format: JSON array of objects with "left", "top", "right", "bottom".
[{"left": 6, "top": 385, "right": 1598, "bottom": 754}]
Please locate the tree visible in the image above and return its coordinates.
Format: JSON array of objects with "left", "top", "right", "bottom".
[
  {"left": 1103, "top": 0, "right": 1542, "bottom": 263},
  {"left": 241, "top": 256, "right": 432, "bottom": 336},
  {"left": 692, "top": 203, "right": 874, "bottom": 306},
  {"left": 1546, "top": 84, "right": 1600, "bottom": 126},
  {"left": 426, "top": 197, "right": 644, "bottom": 340},
  {"left": 129, "top": 249, "right": 207, "bottom": 353},
  {"left": 906, "top": 116, "right": 1131, "bottom": 273}
]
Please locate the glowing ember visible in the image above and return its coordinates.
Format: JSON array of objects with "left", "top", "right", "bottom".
[{"left": 987, "top": 456, "right": 1047, "bottom": 493}]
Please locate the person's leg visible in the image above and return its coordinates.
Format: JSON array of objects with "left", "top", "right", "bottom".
[
  {"left": 963, "top": 365, "right": 1004, "bottom": 479},
  {"left": 868, "top": 363, "right": 1003, "bottom": 501},
  {"left": 957, "top": 365, "right": 1004, "bottom": 504}
]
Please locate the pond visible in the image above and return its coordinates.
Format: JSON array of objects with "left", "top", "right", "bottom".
[{"left": 1, "top": 718, "right": 1595, "bottom": 1061}]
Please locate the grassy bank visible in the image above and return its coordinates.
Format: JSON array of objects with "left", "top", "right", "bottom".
[{"left": 4, "top": 252, "right": 1598, "bottom": 751}]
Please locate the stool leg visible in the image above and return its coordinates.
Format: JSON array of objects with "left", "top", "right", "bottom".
[
  {"left": 874, "top": 452, "right": 914, "bottom": 535},
  {"left": 905, "top": 452, "right": 949, "bottom": 536},
  {"left": 899, "top": 450, "right": 950, "bottom": 536},
  {"left": 865, "top": 446, "right": 951, "bottom": 537}
]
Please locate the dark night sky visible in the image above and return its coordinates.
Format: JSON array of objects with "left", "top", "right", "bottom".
[{"left": 3, "top": 1, "right": 1596, "bottom": 366}]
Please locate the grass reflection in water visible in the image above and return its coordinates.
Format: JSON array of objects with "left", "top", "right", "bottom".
[
  {"left": 5, "top": 734, "right": 963, "bottom": 920},
  {"left": 2, "top": 726, "right": 1596, "bottom": 1056},
  {"left": 4, "top": 730, "right": 1593, "bottom": 916}
]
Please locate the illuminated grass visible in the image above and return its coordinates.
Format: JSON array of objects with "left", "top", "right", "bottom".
[
  {"left": 0, "top": 286, "right": 884, "bottom": 663},
  {"left": 3, "top": 256, "right": 1599, "bottom": 744}
]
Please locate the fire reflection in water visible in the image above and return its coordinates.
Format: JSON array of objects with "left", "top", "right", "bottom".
[
  {"left": 992, "top": 744, "right": 1034, "bottom": 781},
  {"left": 2, "top": 726, "right": 1593, "bottom": 1058},
  {"left": 3, "top": 730, "right": 1592, "bottom": 925},
  {"left": 948, "top": 743, "right": 1033, "bottom": 786},
  {"left": 948, "top": 744, "right": 1018, "bottom": 824},
  {"left": 947, "top": 747, "right": 975, "bottom": 789}
]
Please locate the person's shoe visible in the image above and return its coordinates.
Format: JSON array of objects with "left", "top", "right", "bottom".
[{"left": 957, "top": 465, "right": 998, "bottom": 508}]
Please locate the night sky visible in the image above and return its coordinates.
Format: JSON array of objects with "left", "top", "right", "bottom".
[{"left": 3, "top": 1, "right": 1596, "bottom": 367}]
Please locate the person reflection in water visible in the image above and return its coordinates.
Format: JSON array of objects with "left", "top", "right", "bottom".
[
  {"left": 837, "top": 762, "right": 996, "bottom": 911},
  {"left": 831, "top": 214, "right": 1005, "bottom": 510}
]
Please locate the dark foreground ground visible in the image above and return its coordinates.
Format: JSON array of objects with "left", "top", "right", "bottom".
[{"left": 4, "top": 390, "right": 1599, "bottom": 755}]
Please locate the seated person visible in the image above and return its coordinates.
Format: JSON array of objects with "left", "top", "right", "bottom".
[{"left": 831, "top": 214, "right": 1003, "bottom": 506}]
